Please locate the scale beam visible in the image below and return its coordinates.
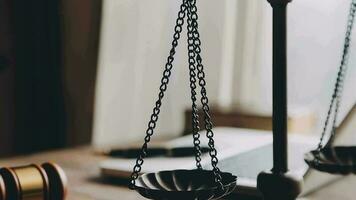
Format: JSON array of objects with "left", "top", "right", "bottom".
[{"left": 257, "top": 0, "right": 303, "bottom": 200}]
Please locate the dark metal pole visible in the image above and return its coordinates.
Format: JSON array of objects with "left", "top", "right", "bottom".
[
  {"left": 257, "top": 1, "right": 302, "bottom": 200},
  {"left": 271, "top": 1, "right": 289, "bottom": 174}
]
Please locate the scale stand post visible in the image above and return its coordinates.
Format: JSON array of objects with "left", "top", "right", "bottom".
[{"left": 257, "top": 0, "right": 303, "bottom": 200}]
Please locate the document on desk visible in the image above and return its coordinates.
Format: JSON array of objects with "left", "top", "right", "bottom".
[{"left": 99, "top": 127, "right": 274, "bottom": 178}]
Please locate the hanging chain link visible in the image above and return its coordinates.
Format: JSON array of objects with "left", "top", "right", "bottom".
[
  {"left": 186, "top": 0, "right": 203, "bottom": 170},
  {"left": 317, "top": 0, "right": 356, "bottom": 151},
  {"left": 129, "top": 0, "right": 188, "bottom": 189},
  {"left": 186, "top": 0, "right": 223, "bottom": 186},
  {"left": 130, "top": 0, "right": 224, "bottom": 189}
]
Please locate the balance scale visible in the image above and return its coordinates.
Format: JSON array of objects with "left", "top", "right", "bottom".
[
  {"left": 1, "top": 0, "right": 354, "bottom": 200},
  {"left": 126, "top": 0, "right": 356, "bottom": 200}
]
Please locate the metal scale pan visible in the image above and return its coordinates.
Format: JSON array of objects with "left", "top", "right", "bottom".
[
  {"left": 305, "top": 146, "right": 356, "bottom": 174},
  {"left": 133, "top": 170, "right": 237, "bottom": 200}
]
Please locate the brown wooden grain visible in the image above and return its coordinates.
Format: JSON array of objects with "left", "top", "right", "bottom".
[{"left": 0, "top": 147, "right": 354, "bottom": 200}]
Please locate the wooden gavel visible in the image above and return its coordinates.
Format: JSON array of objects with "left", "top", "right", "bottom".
[{"left": 0, "top": 163, "right": 67, "bottom": 200}]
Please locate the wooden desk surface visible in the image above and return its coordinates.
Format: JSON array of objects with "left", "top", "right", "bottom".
[{"left": 0, "top": 147, "right": 355, "bottom": 200}]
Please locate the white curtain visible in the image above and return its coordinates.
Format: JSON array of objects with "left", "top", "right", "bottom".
[
  {"left": 93, "top": 0, "right": 356, "bottom": 147},
  {"left": 287, "top": 0, "right": 356, "bottom": 126},
  {"left": 93, "top": 0, "right": 227, "bottom": 146}
]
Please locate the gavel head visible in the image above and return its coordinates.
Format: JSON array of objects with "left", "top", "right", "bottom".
[{"left": 0, "top": 162, "right": 67, "bottom": 200}]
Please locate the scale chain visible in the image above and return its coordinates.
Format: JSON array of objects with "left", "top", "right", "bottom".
[
  {"left": 317, "top": 0, "right": 356, "bottom": 151},
  {"left": 129, "top": 0, "right": 224, "bottom": 189},
  {"left": 330, "top": 1, "right": 356, "bottom": 140},
  {"left": 129, "top": 0, "right": 188, "bottom": 188},
  {"left": 186, "top": 0, "right": 223, "bottom": 186},
  {"left": 186, "top": 0, "right": 203, "bottom": 170}
]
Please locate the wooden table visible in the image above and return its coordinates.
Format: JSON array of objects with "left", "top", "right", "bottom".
[{"left": 0, "top": 147, "right": 355, "bottom": 200}]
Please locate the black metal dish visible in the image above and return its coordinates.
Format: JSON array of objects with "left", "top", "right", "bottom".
[
  {"left": 133, "top": 170, "right": 237, "bottom": 200},
  {"left": 305, "top": 146, "right": 356, "bottom": 175}
]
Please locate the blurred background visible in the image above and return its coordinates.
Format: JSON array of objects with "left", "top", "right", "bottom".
[{"left": 0, "top": 0, "right": 355, "bottom": 156}]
